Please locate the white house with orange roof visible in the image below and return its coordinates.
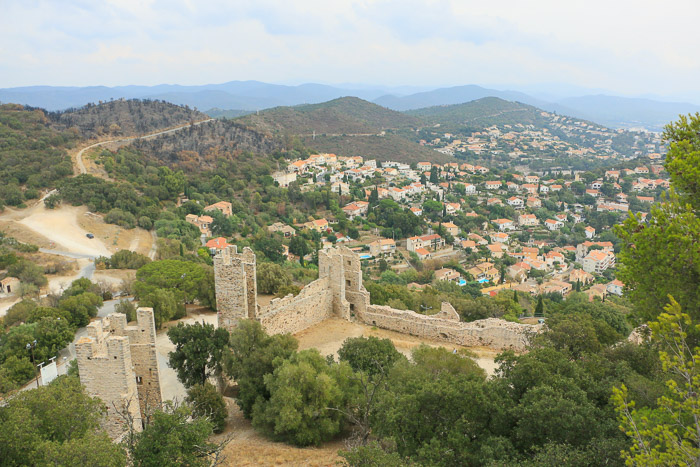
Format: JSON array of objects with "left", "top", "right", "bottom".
[
  {"left": 484, "top": 180, "right": 502, "bottom": 190},
  {"left": 492, "top": 218, "right": 515, "bottom": 231},
  {"left": 369, "top": 238, "right": 396, "bottom": 257},
  {"left": 585, "top": 226, "right": 595, "bottom": 239},
  {"left": 544, "top": 219, "right": 563, "bottom": 231},
  {"left": 507, "top": 196, "right": 524, "bottom": 208},
  {"left": 407, "top": 234, "right": 445, "bottom": 252},
  {"left": 490, "top": 232, "right": 509, "bottom": 243}
]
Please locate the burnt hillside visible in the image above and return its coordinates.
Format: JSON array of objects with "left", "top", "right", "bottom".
[
  {"left": 129, "top": 119, "right": 284, "bottom": 172},
  {"left": 46, "top": 99, "right": 207, "bottom": 138}
]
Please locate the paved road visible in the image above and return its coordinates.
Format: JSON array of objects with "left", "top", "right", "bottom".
[{"left": 75, "top": 118, "right": 214, "bottom": 174}]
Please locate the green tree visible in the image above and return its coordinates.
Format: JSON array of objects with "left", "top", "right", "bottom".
[
  {"left": 256, "top": 262, "right": 292, "bottom": 295},
  {"left": 7, "top": 259, "right": 47, "bottom": 287},
  {"left": 131, "top": 403, "right": 214, "bottom": 467},
  {"left": 140, "top": 288, "right": 181, "bottom": 328},
  {"left": 251, "top": 349, "right": 355, "bottom": 447},
  {"left": 135, "top": 259, "right": 216, "bottom": 308},
  {"left": 167, "top": 322, "right": 230, "bottom": 388},
  {"left": 289, "top": 235, "right": 310, "bottom": 259},
  {"left": 338, "top": 336, "right": 403, "bottom": 378},
  {"left": 186, "top": 382, "right": 228, "bottom": 433},
  {"left": 534, "top": 295, "right": 545, "bottom": 318},
  {"left": 224, "top": 320, "right": 298, "bottom": 418},
  {"left": 0, "top": 376, "right": 124, "bottom": 466},
  {"left": 613, "top": 298, "right": 700, "bottom": 465},
  {"left": 59, "top": 292, "right": 103, "bottom": 327},
  {"left": 615, "top": 114, "right": 700, "bottom": 323}
]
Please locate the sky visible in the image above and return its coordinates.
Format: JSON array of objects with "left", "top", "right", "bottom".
[{"left": 2, "top": 0, "right": 699, "bottom": 99}]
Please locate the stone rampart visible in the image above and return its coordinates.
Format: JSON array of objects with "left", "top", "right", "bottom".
[
  {"left": 359, "top": 305, "right": 538, "bottom": 351},
  {"left": 214, "top": 245, "right": 540, "bottom": 351},
  {"left": 258, "top": 277, "right": 333, "bottom": 335}
]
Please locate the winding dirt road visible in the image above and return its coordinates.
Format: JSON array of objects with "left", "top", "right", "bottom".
[{"left": 75, "top": 118, "right": 214, "bottom": 174}]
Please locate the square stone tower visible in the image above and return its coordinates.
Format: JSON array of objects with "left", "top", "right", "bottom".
[
  {"left": 76, "top": 320, "right": 142, "bottom": 439},
  {"left": 318, "top": 246, "right": 370, "bottom": 318},
  {"left": 213, "top": 245, "right": 258, "bottom": 332},
  {"left": 76, "top": 307, "right": 162, "bottom": 439},
  {"left": 107, "top": 307, "right": 162, "bottom": 420}
]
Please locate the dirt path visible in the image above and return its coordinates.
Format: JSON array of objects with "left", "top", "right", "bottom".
[{"left": 73, "top": 118, "right": 214, "bottom": 176}]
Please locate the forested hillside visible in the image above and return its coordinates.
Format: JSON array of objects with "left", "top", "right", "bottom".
[
  {"left": 0, "top": 104, "right": 75, "bottom": 208},
  {"left": 46, "top": 99, "right": 208, "bottom": 138},
  {"left": 301, "top": 133, "right": 452, "bottom": 164},
  {"left": 236, "top": 96, "right": 421, "bottom": 135}
]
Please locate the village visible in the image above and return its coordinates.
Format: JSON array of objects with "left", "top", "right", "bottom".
[
  {"left": 178, "top": 149, "right": 668, "bottom": 308},
  {"left": 421, "top": 113, "right": 664, "bottom": 163}
]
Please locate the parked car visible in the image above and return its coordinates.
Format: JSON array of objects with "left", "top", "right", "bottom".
[{"left": 86, "top": 233, "right": 94, "bottom": 239}]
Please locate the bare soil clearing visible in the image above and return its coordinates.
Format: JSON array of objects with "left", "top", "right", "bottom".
[{"left": 0, "top": 201, "right": 153, "bottom": 258}]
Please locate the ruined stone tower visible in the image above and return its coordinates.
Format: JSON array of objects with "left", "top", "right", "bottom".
[
  {"left": 318, "top": 247, "right": 369, "bottom": 319},
  {"left": 76, "top": 307, "right": 162, "bottom": 439},
  {"left": 214, "top": 245, "right": 258, "bottom": 331}
]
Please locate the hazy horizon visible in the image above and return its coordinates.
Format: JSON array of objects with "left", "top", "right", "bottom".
[{"left": 2, "top": 0, "right": 699, "bottom": 102}]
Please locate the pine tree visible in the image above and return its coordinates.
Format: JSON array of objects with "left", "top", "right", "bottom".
[
  {"left": 534, "top": 295, "right": 545, "bottom": 317},
  {"left": 575, "top": 279, "right": 581, "bottom": 292}
]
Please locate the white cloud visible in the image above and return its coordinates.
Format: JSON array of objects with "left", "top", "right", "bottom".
[{"left": 0, "top": 0, "right": 698, "bottom": 98}]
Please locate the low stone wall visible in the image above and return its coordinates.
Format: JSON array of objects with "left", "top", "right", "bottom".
[
  {"left": 358, "top": 305, "right": 539, "bottom": 351},
  {"left": 258, "top": 277, "right": 334, "bottom": 335}
]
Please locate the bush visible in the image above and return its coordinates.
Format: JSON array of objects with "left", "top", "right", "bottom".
[
  {"left": 104, "top": 208, "right": 137, "bottom": 228},
  {"left": 99, "top": 250, "right": 151, "bottom": 269},
  {"left": 186, "top": 382, "right": 228, "bottom": 433}
]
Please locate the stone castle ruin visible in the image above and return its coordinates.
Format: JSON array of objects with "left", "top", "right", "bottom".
[
  {"left": 76, "top": 308, "right": 162, "bottom": 439},
  {"left": 214, "top": 245, "right": 538, "bottom": 350}
]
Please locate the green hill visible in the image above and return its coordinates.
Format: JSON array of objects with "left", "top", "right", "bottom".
[
  {"left": 301, "top": 133, "right": 453, "bottom": 165},
  {"left": 236, "top": 96, "right": 422, "bottom": 135},
  {"left": 406, "top": 97, "right": 549, "bottom": 130},
  {"left": 0, "top": 104, "right": 76, "bottom": 207}
]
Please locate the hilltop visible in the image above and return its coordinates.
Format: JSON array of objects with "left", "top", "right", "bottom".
[
  {"left": 45, "top": 99, "right": 208, "bottom": 139},
  {"left": 406, "top": 97, "right": 553, "bottom": 130},
  {"left": 236, "top": 96, "right": 422, "bottom": 135}
]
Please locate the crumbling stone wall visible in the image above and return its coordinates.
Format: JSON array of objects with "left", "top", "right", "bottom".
[
  {"left": 76, "top": 308, "right": 161, "bottom": 440},
  {"left": 258, "top": 277, "right": 333, "bottom": 335},
  {"left": 214, "top": 245, "right": 539, "bottom": 351},
  {"left": 358, "top": 305, "right": 537, "bottom": 351}
]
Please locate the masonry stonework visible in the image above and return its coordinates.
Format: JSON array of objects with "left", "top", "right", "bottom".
[
  {"left": 214, "top": 246, "right": 539, "bottom": 351},
  {"left": 76, "top": 307, "right": 162, "bottom": 440},
  {"left": 213, "top": 245, "right": 258, "bottom": 329}
]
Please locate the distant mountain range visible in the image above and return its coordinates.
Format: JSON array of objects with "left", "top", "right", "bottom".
[{"left": 2, "top": 80, "right": 699, "bottom": 131}]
